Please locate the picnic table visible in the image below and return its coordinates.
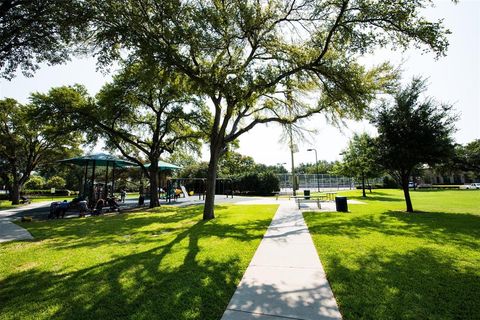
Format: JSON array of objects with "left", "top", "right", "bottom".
[
  {"left": 291, "top": 194, "right": 328, "bottom": 209},
  {"left": 325, "top": 192, "right": 337, "bottom": 201}
]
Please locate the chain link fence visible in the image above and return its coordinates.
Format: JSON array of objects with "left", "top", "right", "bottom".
[{"left": 277, "top": 174, "right": 383, "bottom": 191}]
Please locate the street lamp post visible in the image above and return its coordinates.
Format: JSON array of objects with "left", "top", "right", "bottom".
[{"left": 307, "top": 148, "right": 319, "bottom": 192}]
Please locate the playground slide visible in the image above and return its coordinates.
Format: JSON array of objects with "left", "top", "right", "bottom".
[{"left": 180, "top": 186, "right": 189, "bottom": 199}]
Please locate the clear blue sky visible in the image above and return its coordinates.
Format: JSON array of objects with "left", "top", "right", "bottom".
[{"left": 0, "top": 0, "right": 478, "bottom": 167}]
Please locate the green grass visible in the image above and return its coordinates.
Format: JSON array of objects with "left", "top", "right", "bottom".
[
  {"left": 0, "top": 204, "right": 278, "bottom": 320},
  {"left": 30, "top": 196, "right": 75, "bottom": 203},
  {"left": 0, "top": 196, "right": 76, "bottom": 211},
  {"left": 0, "top": 200, "right": 19, "bottom": 210},
  {"left": 304, "top": 189, "right": 480, "bottom": 319}
]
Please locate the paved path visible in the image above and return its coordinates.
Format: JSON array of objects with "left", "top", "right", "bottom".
[
  {"left": 222, "top": 202, "right": 342, "bottom": 320},
  {"left": 0, "top": 201, "right": 51, "bottom": 220},
  {"left": 0, "top": 202, "right": 49, "bottom": 243},
  {"left": 0, "top": 220, "right": 33, "bottom": 243}
]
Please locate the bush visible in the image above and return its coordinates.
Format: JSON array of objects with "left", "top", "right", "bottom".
[
  {"left": 46, "top": 176, "right": 66, "bottom": 189},
  {"left": 24, "top": 176, "right": 45, "bottom": 189},
  {"left": 22, "top": 189, "right": 72, "bottom": 197},
  {"left": 235, "top": 172, "right": 279, "bottom": 196},
  {"left": 383, "top": 176, "right": 399, "bottom": 188}
]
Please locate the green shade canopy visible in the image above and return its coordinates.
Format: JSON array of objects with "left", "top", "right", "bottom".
[
  {"left": 59, "top": 153, "right": 138, "bottom": 168},
  {"left": 144, "top": 160, "right": 182, "bottom": 170}
]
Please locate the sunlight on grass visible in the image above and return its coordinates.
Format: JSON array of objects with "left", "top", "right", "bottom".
[
  {"left": 0, "top": 204, "right": 277, "bottom": 320},
  {"left": 304, "top": 189, "right": 480, "bottom": 319}
]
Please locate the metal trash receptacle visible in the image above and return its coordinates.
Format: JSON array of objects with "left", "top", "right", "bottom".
[
  {"left": 304, "top": 190, "right": 311, "bottom": 200},
  {"left": 335, "top": 196, "right": 348, "bottom": 212}
]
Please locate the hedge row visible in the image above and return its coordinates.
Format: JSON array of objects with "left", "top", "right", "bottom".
[
  {"left": 233, "top": 172, "right": 279, "bottom": 196},
  {"left": 22, "top": 189, "right": 73, "bottom": 196}
]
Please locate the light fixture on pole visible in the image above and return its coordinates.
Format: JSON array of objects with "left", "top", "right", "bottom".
[{"left": 307, "top": 148, "right": 319, "bottom": 192}]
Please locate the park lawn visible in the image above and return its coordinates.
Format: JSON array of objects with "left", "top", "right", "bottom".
[
  {"left": 0, "top": 204, "right": 278, "bottom": 320},
  {"left": 31, "top": 196, "right": 76, "bottom": 203},
  {"left": 0, "top": 200, "right": 19, "bottom": 210},
  {"left": 304, "top": 189, "right": 480, "bottom": 319},
  {"left": 0, "top": 196, "right": 76, "bottom": 211}
]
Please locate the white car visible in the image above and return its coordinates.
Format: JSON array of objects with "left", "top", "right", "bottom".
[{"left": 465, "top": 183, "right": 480, "bottom": 189}]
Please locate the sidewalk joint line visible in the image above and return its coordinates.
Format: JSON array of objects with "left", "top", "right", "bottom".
[{"left": 227, "top": 308, "right": 307, "bottom": 320}]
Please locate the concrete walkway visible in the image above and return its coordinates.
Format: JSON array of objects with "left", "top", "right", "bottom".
[
  {"left": 222, "top": 202, "right": 342, "bottom": 320},
  {"left": 0, "top": 202, "right": 49, "bottom": 243},
  {"left": 0, "top": 220, "right": 33, "bottom": 243}
]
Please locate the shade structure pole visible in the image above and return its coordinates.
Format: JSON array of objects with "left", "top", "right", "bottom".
[
  {"left": 83, "top": 160, "right": 89, "bottom": 197},
  {"left": 111, "top": 163, "right": 116, "bottom": 198},
  {"left": 104, "top": 161, "right": 109, "bottom": 199},
  {"left": 90, "top": 160, "right": 96, "bottom": 205}
]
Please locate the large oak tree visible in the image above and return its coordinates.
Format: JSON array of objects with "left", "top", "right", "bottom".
[
  {"left": 85, "top": 0, "right": 453, "bottom": 220},
  {"left": 0, "top": 94, "right": 82, "bottom": 204},
  {"left": 38, "top": 64, "right": 207, "bottom": 208}
]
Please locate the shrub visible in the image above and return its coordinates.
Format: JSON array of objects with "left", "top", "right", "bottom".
[
  {"left": 46, "top": 176, "right": 66, "bottom": 189},
  {"left": 235, "top": 172, "right": 279, "bottom": 195},
  {"left": 24, "top": 176, "right": 45, "bottom": 189},
  {"left": 22, "top": 189, "right": 71, "bottom": 196}
]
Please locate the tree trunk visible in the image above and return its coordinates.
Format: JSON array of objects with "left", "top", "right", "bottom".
[
  {"left": 402, "top": 175, "right": 414, "bottom": 212},
  {"left": 361, "top": 172, "right": 366, "bottom": 197},
  {"left": 149, "top": 160, "right": 160, "bottom": 208},
  {"left": 203, "top": 147, "right": 221, "bottom": 220},
  {"left": 11, "top": 178, "right": 20, "bottom": 205}
]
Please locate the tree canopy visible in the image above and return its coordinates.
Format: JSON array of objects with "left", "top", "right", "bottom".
[
  {"left": 0, "top": 94, "right": 83, "bottom": 204},
  {"left": 37, "top": 63, "right": 208, "bottom": 207},
  {"left": 454, "top": 140, "right": 480, "bottom": 176},
  {"left": 371, "top": 77, "right": 457, "bottom": 212},
  {"left": 334, "top": 133, "right": 379, "bottom": 197},
  {"left": 85, "top": 0, "right": 453, "bottom": 219},
  {"left": 0, "top": 0, "right": 91, "bottom": 79}
]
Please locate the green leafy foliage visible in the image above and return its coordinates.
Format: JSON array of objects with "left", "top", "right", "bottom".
[
  {"left": 236, "top": 172, "right": 280, "bottom": 195},
  {"left": 451, "top": 140, "right": 480, "bottom": 179},
  {"left": 45, "top": 176, "right": 66, "bottom": 189},
  {"left": 333, "top": 133, "right": 380, "bottom": 196},
  {"left": 371, "top": 77, "right": 457, "bottom": 211},
  {"left": 0, "top": 94, "right": 83, "bottom": 204},
  {"left": 24, "top": 176, "right": 45, "bottom": 190},
  {"left": 86, "top": 0, "right": 451, "bottom": 219},
  {"left": 296, "top": 161, "right": 337, "bottom": 175},
  {"left": 0, "top": 0, "right": 92, "bottom": 79}
]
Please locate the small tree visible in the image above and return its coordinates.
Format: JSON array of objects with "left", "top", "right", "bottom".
[
  {"left": 334, "top": 133, "right": 379, "bottom": 197},
  {"left": 372, "top": 78, "right": 457, "bottom": 212}
]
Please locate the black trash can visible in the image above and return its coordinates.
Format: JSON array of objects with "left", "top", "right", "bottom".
[
  {"left": 304, "top": 189, "right": 311, "bottom": 200},
  {"left": 138, "top": 195, "right": 145, "bottom": 206},
  {"left": 335, "top": 196, "right": 348, "bottom": 212}
]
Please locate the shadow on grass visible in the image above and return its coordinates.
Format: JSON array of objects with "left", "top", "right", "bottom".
[
  {"left": 344, "top": 191, "right": 403, "bottom": 202},
  {"left": 326, "top": 247, "right": 480, "bottom": 319},
  {"left": 0, "top": 205, "right": 274, "bottom": 320},
  {"left": 307, "top": 210, "right": 480, "bottom": 250},
  {"left": 19, "top": 205, "right": 258, "bottom": 251}
]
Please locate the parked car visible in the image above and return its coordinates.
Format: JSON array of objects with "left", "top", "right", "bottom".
[
  {"left": 465, "top": 183, "right": 480, "bottom": 189},
  {"left": 408, "top": 182, "right": 416, "bottom": 188}
]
